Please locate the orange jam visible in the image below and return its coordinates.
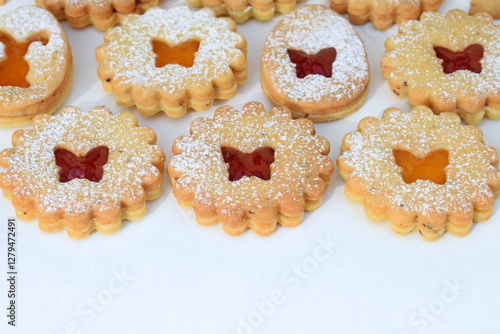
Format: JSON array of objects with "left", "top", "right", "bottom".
[
  {"left": 0, "top": 33, "right": 48, "bottom": 88},
  {"left": 152, "top": 40, "right": 200, "bottom": 68},
  {"left": 393, "top": 149, "right": 449, "bottom": 185}
]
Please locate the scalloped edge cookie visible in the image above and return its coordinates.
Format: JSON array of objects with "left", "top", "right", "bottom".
[
  {"left": 96, "top": 6, "right": 247, "bottom": 118},
  {"left": 0, "top": 105, "right": 166, "bottom": 238},
  {"left": 35, "top": 0, "right": 159, "bottom": 30},
  {"left": 167, "top": 101, "right": 334, "bottom": 236},
  {"left": 337, "top": 106, "right": 500, "bottom": 241}
]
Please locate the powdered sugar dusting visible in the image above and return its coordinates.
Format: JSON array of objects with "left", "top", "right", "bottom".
[
  {"left": 0, "top": 106, "right": 164, "bottom": 215},
  {"left": 168, "top": 102, "right": 332, "bottom": 215},
  {"left": 339, "top": 107, "right": 500, "bottom": 217},
  {"left": 261, "top": 5, "right": 369, "bottom": 103},
  {"left": 382, "top": 10, "right": 500, "bottom": 115},
  {"left": 97, "top": 6, "right": 246, "bottom": 94},
  {"left": 0, "top": 6, "right": 70, "bottom": 106}
]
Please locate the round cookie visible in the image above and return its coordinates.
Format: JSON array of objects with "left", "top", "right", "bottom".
[
  {"left": 0, "top": 6, "right": 72, "bottom": 127},
  {"left": 330, "top": 0, "right": 443, "bottom": 30},
  {"left": 381, "top": 10, "right": 500, "bottom": 125},
  {"left": 0, "top": 105, "right": 166, "bottom": 239},
  {"left": 167, "top": 101, "right": 334, "bottom": 236},
  {"left": 261, "top": 5, "right": 370, "bottom": 122},
  {"left": 96, "top": 6, "right": 248, "bottom": 118},
  {"left": 337, "top": 106, "right": 500, "bottom": 241},
  {"left": 35, "top": 0, "right": 159, "bottom": 30}
]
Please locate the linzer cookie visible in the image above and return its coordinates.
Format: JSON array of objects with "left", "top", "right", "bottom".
[
  {"left": 330, "top": 0, "right": 443, "bottom": 30},
  {"left": 96, "top": 6, "right": 247, "bottom": 118},
  {"left": 337, "top": 106, "right": 500, "bottom": 241},
  {"left": 35, "top": 0, "right": 159, "bottom": 30},
  {"left": 188, "top": 0, "right": 303, "bottom": 22},
  {"left": 261, "top": 5, "right": 369, "bottom": 122},
  {"left": 167, "top": 102, "right": 334, "bottom": 236},
  {"left": 0, "top": 105, "right": 166, "bottom": 239},
  {"left": 381, "top": 10, "right": 500, "bottom": 125},
  {"left": 470, "top": 0, "right": 500, "bottom": 19},
  {"left": 0, "top": 6, "right": 72, "bottom": 127}
]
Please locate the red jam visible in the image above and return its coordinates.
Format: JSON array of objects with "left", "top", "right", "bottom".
[
  {"left": 221, "top": 146, "right": 275, "bottom": 182},
  {"left": 0, "top": 33, "right": 48, "bottom": 88},
  {"left": 433, "top": 44, "right": 483, "bottom": 74},
  {"left": 287, "top": 47, "right": 337, "bottom": 78},
  {"left": 393, "top": 149, "right": 449, "bottom": 185},
  {"left": 55, "top": 146, "right": 109, "bottom": 183}
]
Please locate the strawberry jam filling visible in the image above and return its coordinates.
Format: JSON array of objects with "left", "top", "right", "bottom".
[
  {"left": 221, "top": 146, "right": 275, "bottom": 181},
  {"left": 287, "top": 47, "right": 337, "bottom": 78},
  {"left": 55, "top": 146, "right": 109, "bottom": 183},
  {"left": 434, "top": 44, "right": 483, "bottom": 74}
]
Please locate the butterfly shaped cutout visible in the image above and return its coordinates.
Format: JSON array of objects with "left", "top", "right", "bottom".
[
  {"left": 434, "top": 44, "right": 483, "bottom": 74},
  {"left": 0, "top": 33, "right": 48, "bottom": 88},
  {"left": 221, "top": 146, "right": 275, "bottom": 181},
  {"left": 393, "top": 149, "right": 449, "bottom": 185},
  {"left": 55, "top": 146, "right": 109, "bottom": 183},
  {"left": 287, "top": 47, "right": 337, "bottom": 79},
  {"left": 152, "top": 39, "right": 200, "bottom": 68}
]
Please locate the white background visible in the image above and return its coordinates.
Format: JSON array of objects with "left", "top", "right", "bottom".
[{"left": 1, "top": 0, "right": 499, "bottom": 333}]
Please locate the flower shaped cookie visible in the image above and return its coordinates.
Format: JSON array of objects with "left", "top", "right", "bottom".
[
  {"left": 35, "top": 0, "right": 159, "bottom": 30},
  {"left": 96, "top": 6, "right": 247, "bottom": 118},
  {"left": 0, "top": 106, "right": 165, "bottom": 238},
  {"left": 381, "top": 10, "right": 500, "bottom": 125},
  {"left": 330, "top": 0, "right": 443, "bottom": 30},
  {"left": 337, "top": 106, "right": 500, "bottom": 241},
  {"left": 168, "top": 102, "right": 334, "bottom": 236}
]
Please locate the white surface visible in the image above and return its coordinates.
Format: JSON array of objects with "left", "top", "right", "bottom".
[{"left": 1, "top": 0, "right": 499, "bottom": 333}]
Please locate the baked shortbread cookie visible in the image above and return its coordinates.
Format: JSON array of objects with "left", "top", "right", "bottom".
[
  {"left": 96, "top": 6, "right": 247, "bottom": 118},
  {"left": 470, "top": 0, "right": 500, "bottom": 19},
  {"left": 35, "top": 0, "right": 159, "bottom": 30},
  {"left": 330, "top": 0, "right": 443, "bottom": 30},
  {"left": 261, "top": 5, "right": 370, "bottom": 122},
  {"left": 0, "top": 1, "right": 5, "bottom": 6},
  {"left": 381, "top": 10, "right": 500, "bottom": 125},
  {"left": 188, "top": 0, "right": 303, "bottom": 22},
  {"left": 168, "top": 102, "right": 334, "bottom": 236},
  {"left": 0, "top": 105, "right": 166, "bottom": 239},
  {"left": 337, "top": 106, "right": 500, "bottom": 241},
  {"left": 0, "top": 6, "right": 72, "bottom": 127}
]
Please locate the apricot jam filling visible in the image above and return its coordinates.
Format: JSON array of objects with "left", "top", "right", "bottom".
[
  {"left": 55, "top": 146, "right": 109, "bottom": 183},
  {"left": 221, "top": 146, "right": 275, "bottom": 182},
  {"left": 152, "top": 39, "right": 200, "bottom": 68},
  {"left": 433, "top": 44, "right": 483, "bottom": 74},
  {"left": 287, "top": 47, "right": 337, "bottom": 78},
  {"left": 393, "top": 149, "right": 449, "bottom": 185},
  {"left": 0, "top": 33, "right": 48, "bottom": 88}
]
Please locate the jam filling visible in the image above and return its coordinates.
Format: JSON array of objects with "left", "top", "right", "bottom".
[
  {"left": 393, "top": 149, "right": 448, "bottom": 185},
  {"left": 152, "top": 39, "right": 200, "bottom": 68},
  {"left": 0, "top": 33, "right": 48, "bottom": 88},
  {"left": 287, "top": 47, "right": 337, "bottom": 78},
  {"left": 221, "top": 146, "right": 275, "bottom": 182},
  {"left": 55, "top": 146, "right": 109, "bottom": 183},
  {"left": 433, "top": 44, "right": 483, "bottom": 74}
]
